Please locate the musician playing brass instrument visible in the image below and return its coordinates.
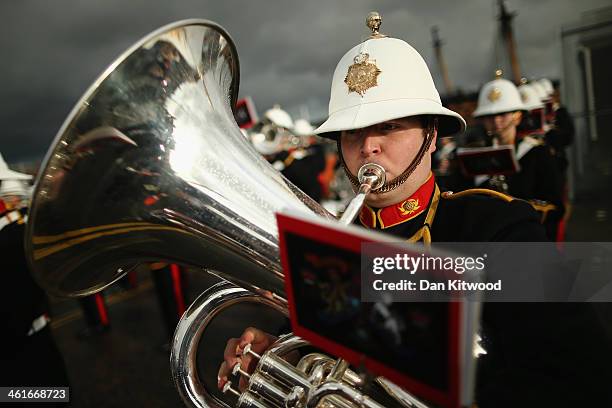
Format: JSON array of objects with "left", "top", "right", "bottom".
[
  {"left": 473, "top": 73, "right": 564, "bottom": 241},
  {"left": 219, "top": 12, "right": 612, "bottom": 407}
]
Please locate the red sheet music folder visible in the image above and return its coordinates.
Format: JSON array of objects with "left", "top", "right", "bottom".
[
  {"left": 276, "top": 210, "right": 475, "bottom": 408},
  {"left": 456, "top": 145, "right": 519, "bottom": 177}
]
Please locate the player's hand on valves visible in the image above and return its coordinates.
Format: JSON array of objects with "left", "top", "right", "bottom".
[{"left": 217, "top": 327, "right": 277, "bottom": 391}]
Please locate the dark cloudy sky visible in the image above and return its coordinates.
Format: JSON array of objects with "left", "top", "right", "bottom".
[{"left": 1, "top": 0, "right": 609, "bottom": 163}]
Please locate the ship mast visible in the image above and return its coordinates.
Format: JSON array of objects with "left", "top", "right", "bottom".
[
  {"left": 431, "top": 26, "right": 454, "bottom": 95},
  {"left": 498, "top": 0, "right": 522, "bottom": 84}
]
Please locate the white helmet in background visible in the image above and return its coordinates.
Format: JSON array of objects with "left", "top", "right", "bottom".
[
  {"left": 263, "top": 105, "right": 294, "bottom": 130},
  {"left": 293, "top": 119, "right": 315, "bottom": 137},
  {"left": 0, "top": 153, "right": 32, "bottom": 199},
  {"left": 314, "top": 13, "right": 464, "bottom": 138},
  {"left": 0, "top": 153, "right": 32, "bottom": 182},
  {"left": 530, "top": 81, "right": 549, "bottom": 101},
  {"left": 0, "top": 179, "right": 30, "bottom": 197},
  {"left": 473, "top": 71, "right": 525, "bottom": 117},
  {"left": 537, "top": 78, "right": 554, "bottom": 97},
  {"left": 518, "top": 84, "right": 544, "bottom": 111}
]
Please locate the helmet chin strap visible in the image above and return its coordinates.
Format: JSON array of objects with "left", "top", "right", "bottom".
[{"left": 337, "top": 117, "right": 438, "bottom": 195}]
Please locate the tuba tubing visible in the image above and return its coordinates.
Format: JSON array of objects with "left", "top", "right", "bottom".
[{"left": 171, "top": 280, "right": 289, "bottom": 408}]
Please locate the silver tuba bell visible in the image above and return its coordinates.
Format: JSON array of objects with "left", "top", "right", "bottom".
[{"left": 25, "top": 20, "right": 426, "bottom": 408}]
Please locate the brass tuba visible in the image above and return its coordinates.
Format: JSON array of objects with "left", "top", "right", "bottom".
[{"left": 25, "top": 20, "right": 426, "bottom": 408}]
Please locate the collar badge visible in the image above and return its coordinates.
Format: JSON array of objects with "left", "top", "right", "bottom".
[{"left": 399, "top": 198, "right": 420, "bottom": 216}]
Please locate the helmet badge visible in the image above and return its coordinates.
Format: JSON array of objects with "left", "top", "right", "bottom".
[
  {"left": 488, "top": 87, "right": 502, "bottom": 102},
  {"left": 344, "top": 52, "right": 381, "bottom": 97}
]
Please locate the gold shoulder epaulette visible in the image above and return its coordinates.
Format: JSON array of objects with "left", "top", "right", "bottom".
[
  {"left": 527, "top": 199, "right": 557, "bottom": 223},
  {"left": 441, "top": 188, "right": 514, "bottom": 203}
]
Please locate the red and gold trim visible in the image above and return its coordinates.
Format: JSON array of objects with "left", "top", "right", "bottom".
[
  {"left": 359, "top": 205, "right": 377, "bottom": 228},
  {"left": 359, "top": 173, "right": 435, "bottom": 229}
]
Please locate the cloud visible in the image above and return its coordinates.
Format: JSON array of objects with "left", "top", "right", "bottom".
[{"left": 0, "top": 0, "right": 609, "bottom": 161}]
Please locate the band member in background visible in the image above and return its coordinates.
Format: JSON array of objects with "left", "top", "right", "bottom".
[
  {"left": 150, "top": 262, "right": 187, "bottom": 350},
  {"left": 251, "top": 105, "right": 295, "bottom": 162},
  {"left": 544, "top": 80, "right": 574, "bottom": 177},
  {"left": 530, "top": 77, "right": 575, "bottom": 178},
  {"left": 253, "top": 108, "right": 332, "bottom": 203},
  {"left": 544, "top": 80, "right": 575, "bottom": 241},
  {"left": 432, "top": 134, "right": 473, "bottom": 192},
  {"left": 76, "top": 293, "right": 111, "bottom": 339},
  {"left": 218, "top": 13, "right": 611, "bottom": 407},
  {"left": 0, "top": 153, "right": 70, "bottom": 391},
  {"left": 472, "top": 72, "right": 564, "bottom": 240},
  {"left": 287, "top": 118, "right": 336, "bottom": 203},
  {"left": 517, "top": 82, "right": 546, "bottom": 139}
]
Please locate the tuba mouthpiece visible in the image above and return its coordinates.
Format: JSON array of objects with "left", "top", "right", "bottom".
[{"left": 357, "top": 163, "right": 386, "bottom": 191}]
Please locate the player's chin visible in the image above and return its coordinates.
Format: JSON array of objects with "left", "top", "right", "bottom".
[{"left": 365, "top": 190, "right": 396, "bottom": 207}]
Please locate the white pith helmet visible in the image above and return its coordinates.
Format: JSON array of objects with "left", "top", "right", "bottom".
[
  {"left": 314, "top": 12, "right": 465, "bottom": 139},
  {"left": 264, "top": 105, "right": 294, "bottom": 129},
  {"left": 0, "top": 179, "right": 30, "bottom": 197},
  {"left": 293, "top": 119, "right": 315, "bottom": 136},
  {"left": 473, "top": 70, "right": 525, "bottom": 117},
  {"left": 518, "top": 84, "right": 544, "bottom": 111},
  {"left": 530, "top": 81, "right": 549, "bottom": 101},
  {"left": 537, "top": 78, "right": 554, "bottom": 97},
  {"left": 0, "top": 153, "right": 32, "bottom": 182}
]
